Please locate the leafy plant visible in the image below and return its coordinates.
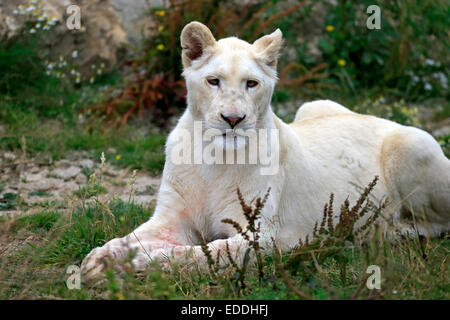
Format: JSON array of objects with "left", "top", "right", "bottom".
[{"left": 315, "top": 0, "right": 449, "bottom": 99}]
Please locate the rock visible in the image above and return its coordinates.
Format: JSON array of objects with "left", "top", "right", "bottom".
[
  {"left": 432, "top": 125, "right": 450, "bottom": 138},
  {"left": 23, "top": 178, "right": 63, "bottom": 191},
  {"left": 54, "top": 159, "right": 72, "bottom": 168},
  {"left": 0, "top": 0, "right": 127, "bottom": 77},
  {"left": 26, "top": 195, "right": 53, "bottom": 205},
  {"left": 118, "top": 194, "right": 156, "bottom": 206},
  {"left": 0, "top": 210, "right": 20, "bottom": 217},
  {"left": 58, "top": 180, "right": 79, "bottom": 193},
  {"left": 110, "top": 0, "right": 153, "bottom": 44},
  {"left": 75, "top": 173, "right": 87, "bottom": 185},
  {"left": 2, "top": 152, "right": 16, "bottom": 161},
  {"left": 104, "top": 166, "right": 120, "bottom": 177},
  {"left": 21, "top": 169, "right": 49, "bottom": 182},
  {"left": 52, "top": 166, "right": 81, "bottom": 180},
  {"left": 29, "top": 166, "right": 42, "bottom": 174},
  {"left": 134, "top": 176, "right": 160, "bottom": 194},
  {"left": 79, "top": 159, "right": 94, "bottom": 169}
]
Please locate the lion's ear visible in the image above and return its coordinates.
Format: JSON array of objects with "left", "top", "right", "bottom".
[
  {"left": 253, "top": 29, "right": 283, "bottom": 69},
  {"left": 180, "top": 21, "right": 216, "bottom": 68}
]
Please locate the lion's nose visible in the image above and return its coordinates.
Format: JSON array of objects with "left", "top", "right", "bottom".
[{"left": 220, "top": 114, "right": 246, "bottom": 129}]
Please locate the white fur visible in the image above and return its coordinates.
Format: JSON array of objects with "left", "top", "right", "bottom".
[{"left": 81, "top": 22, "right": 450, "bottom": 282}]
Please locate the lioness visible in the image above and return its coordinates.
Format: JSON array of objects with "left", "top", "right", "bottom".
[{"left": 82, "top": 22, "right": 450, "bottom": 282}]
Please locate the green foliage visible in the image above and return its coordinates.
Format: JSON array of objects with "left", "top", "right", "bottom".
[
  {"left": 0, "top": 38, "right": 74, "bottom": 118},
  {"left": 73, "top": 184, "right": 108, "bottom": 199},
  {"left": 0, "top": 193, "right": 23, "bottom": 211},
  {"left": 12, "top": 211, "right": 59, "bottom": 233},
  {"left": 313, "top": 0, "right": 449, "bottom": 99},
  {"left": 0, "top": 108, "right": 166, "bottom": 174}
]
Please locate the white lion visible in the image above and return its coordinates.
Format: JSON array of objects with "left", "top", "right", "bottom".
[{"left": 81, "top": 22, "right": 450, "bottom": 282}]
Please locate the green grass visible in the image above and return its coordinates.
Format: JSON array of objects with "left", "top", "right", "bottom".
[
  {"left": 73, "top": 184, "right": 108, "bottom": 199},
  {"left": 0, "top": 198, "right": 448, "bottom": 300},
  {"left": 0, "top": 106, "right": 167, "bottom": 175},
  {"left": 0, "top": 193, "right": 22, "bottom": 210}
]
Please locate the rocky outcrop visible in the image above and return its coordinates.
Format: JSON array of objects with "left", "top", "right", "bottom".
[{"left": 0, "top": 0, "right": 127, "bottom": 77}]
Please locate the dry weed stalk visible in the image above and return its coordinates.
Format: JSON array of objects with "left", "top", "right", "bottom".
[
  {"left": 222, "top": 187, "right": 271, "bottom": 282},
  {"left": 276, "top": 176, "right": 385, "bottom": 297}
]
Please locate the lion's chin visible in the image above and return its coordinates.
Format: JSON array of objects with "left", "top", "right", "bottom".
[{"left": 211, "top": 133, "right": 248, "bottom": 151}]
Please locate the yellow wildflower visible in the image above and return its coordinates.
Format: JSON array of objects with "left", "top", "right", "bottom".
[
  {"left": 156, "top": 44, "right": 165, "bottom": 51},
  {"left": 115, "top": 154, "right": 122, "bottom": 160},
  {"left": 338, "top": 59, "right": 346, "bottom": 66},
  {"left": 116, "top": 293, "right": 125, "bottom": 300},
  {"left": 158, "top": 25, "right": 164, "bottom": 32},
  {"left": 326, "top": 25, "right": 334, "bottom": 32},
  {"left": 155, "top": 10, "right": 165, "bottom": 16}
]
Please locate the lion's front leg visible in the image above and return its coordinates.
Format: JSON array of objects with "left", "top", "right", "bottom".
[
  {"left": 80, "top": 182, "right": 192, "bottom": 283},
  {"left": 140, "top": 234, "right": 248, "bottom": 272},
  {"left": 81, "top": 214, "right": 189, "bottom": 283}
]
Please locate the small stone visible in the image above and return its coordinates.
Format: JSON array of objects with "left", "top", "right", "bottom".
[
  {"left": 79, "top": 159, "right": 94, "bottom": 169},
  {"left": 75, "top": 174, "right": 87, "bottom": 185},
  {"left": 134, "top": 176, "right": 160, "bottom": 194},
  {"left": 52, "top": 166, "right": 81, "bottom": 180},
  {"left": 119, "top": 195, "right": 156, "bottom": 205},
  {"left": 433, "top": 125, "right": 450, "bottom": 138},
  {"left": 54, "top": 160, "right": 72, "bottom": 168},
  {"left": 59, "top": 181, "right": 79, "bottom": 193},
  {"left": 21, "top": 169, "right": 49, "bottom": 182},
  {"left": 3, "top": 152, "right": 16, "bottom": 161},
  {"left": 104, "top": 167, "right": 120, "bottom": 177},
  {"left": 23, "top": 178, "right": 63, "bottom": 191},
  {"left": 29, "top": 166, "right": 42, "bottom": 174}
]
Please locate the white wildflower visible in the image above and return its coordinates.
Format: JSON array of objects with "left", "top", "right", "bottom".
[
  {"left": 424, "top": 59, "right": 435, "bottom": 66},
  {"left": 100, "top": 152, "right": 106, "bottom": 169}
]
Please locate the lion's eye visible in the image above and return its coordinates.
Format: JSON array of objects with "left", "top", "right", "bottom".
[
  {"left": 247, "top": 80, "right": 258, "bottom": 88},
  {"left": 207, "top": 78, "right": 220, "bottom": 86}
]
